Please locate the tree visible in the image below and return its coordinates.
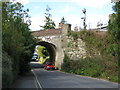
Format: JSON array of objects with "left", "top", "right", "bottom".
[
  {"left": 60, "top": 17, "right": 66, "bottom": 24},
  {"left": 108, "top": 2, "right": 120, "bottom": 41},
  {"left": 108, "top": 2, "right": 120, "bottom": 68},
  {"left": 36, "top": 46, "right": 50, "bottom": 64},
  {"left": 2, "top": 1, "right": 36, "bottom": 88},
  {"left": 42, "top": 48, "right": 49, "bottom": 57},
  {"left": 40, "top": 5, "right": 56, "bottom": 30}
]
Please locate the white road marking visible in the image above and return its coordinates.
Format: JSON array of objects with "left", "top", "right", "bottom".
[
  {"left": 32, "top": 70, "right": 43, "bottom": 90},
  {"left": 33, "top": 77, "right": 39, "bottom": 90}
]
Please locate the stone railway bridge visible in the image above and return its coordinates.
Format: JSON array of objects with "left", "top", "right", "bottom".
[
  {"left": 31, "top": 24, "right": 103, "bottom": 69},
  {"left": 32, "top": 24, "right": 71, "bottom": 68}
]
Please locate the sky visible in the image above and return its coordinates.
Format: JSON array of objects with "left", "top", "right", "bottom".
[{"left": 14, "top": 0, "right": 114, "bottom": 31}]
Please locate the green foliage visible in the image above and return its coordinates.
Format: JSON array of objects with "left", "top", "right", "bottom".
[
  {"left": 63, "top": 54, "right": 70, "bottom": 62},
  {"left": 42, "top": 48, "right": 49, "bottom": 57},
  {"left": 2, "top": 51, "right": 13, "bottom": 88},
  {"left": 36, "top": 46, "right": 45, "bottom": 57},
  {"left": 108, "top": 2, "right": 120, "bottom": 41},
  {"left": 108, "top": 3, "right": 120, "bottom": 79},
  {"left": 109, "top": 2, "right": 120, "bottom": 81},
  {"left": 36, "top": 46, "right": 49, "bottom": 57},
  {"left": 62, "top": 29, "right": 119, "bottom": 83},
  {"left": 78, "top": 30, "right": 120, "bottom": 57},
  {"left": 61, "top": 2, "right": 119, "bottom": 83},
  {"left": 40, "top": 5, "right": 56, "bottom": 30},
  {"left": 60, "top": 17, "right": 66, "bottom": 24},
  {"left": 106, "top": 44, "right": 119, "bottom": 56},
  {"left": 67, "top": 31, "right": 78, "bottom": 40},
  {"left": 36, "top": 46, "right": 50, "bottom": 63},
  {"left": 61, "top": 55, "right": 119, "bottom": 82},
  {"left": 2, "top": 1, "right": 36, "bottom": 88}
]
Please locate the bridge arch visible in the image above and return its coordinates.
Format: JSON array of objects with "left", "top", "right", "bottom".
[
  {"left": 31, "top": 26, "right": 71, "bottom": 68},
  {"left": 36, "top": 41, "right": 56, "bottom": 64}
]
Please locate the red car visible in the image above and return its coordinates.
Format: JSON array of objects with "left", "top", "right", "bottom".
[{"left": 44, "top": 62, "right": 56, "bottom": 70}]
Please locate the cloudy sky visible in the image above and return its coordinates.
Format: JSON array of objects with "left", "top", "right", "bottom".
[{"left": 14, "top": 0, "right": 114, "bottom": 31}]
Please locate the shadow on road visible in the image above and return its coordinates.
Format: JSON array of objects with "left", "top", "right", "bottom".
[{"left": 29, "top": 61, "right": 44, "bottom": 69}]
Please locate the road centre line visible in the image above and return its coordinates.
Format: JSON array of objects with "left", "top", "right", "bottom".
[
  {"left": 32, "top": 70, "right": 43, "bottom": 90},
  {"left": 33, "top": 77, "right": 39, "bottom": 90}
]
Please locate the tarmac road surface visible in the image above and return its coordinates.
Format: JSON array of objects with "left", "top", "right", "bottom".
[
  {"left": 32, "top": 68, "right": 119, "bottom": 90},
  {"left": 12, "top": 61, "right": 119, "bottom": 90}
]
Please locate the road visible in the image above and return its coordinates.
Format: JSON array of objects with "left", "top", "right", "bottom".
[{"left": 30, "top": 62, "right": 119, "bottom": 90}]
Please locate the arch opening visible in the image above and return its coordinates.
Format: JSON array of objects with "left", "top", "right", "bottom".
[{"left": 36, "top": 41, "right": 56, "bottom": 64}]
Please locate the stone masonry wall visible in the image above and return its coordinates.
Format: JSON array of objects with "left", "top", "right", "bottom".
[
  {"left": 61, "top": 24, "right": 88, "bottom": 61},
  {"left": 64, "top": 36, "right": 87, "bottom": 60}
]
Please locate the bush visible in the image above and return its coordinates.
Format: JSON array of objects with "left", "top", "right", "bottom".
[
  {"left": 67, "top": 31, "right": 78, "bottom": 40},
  {"left": 2, "top": 51, "right": 13, "bottom": 88},
  {"left": 2, "top": 2, "right": 36, "bottom": 88},
  {"left": 61, "top": 54, "right": 118, "bottom": 83}
]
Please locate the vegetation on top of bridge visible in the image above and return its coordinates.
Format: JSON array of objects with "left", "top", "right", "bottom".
[
  {"left": 61, "top": 2, "right": 120, "bottom": 83},
  {"left": 2, "top": 1, "right": 36, "bottom": 88}
]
